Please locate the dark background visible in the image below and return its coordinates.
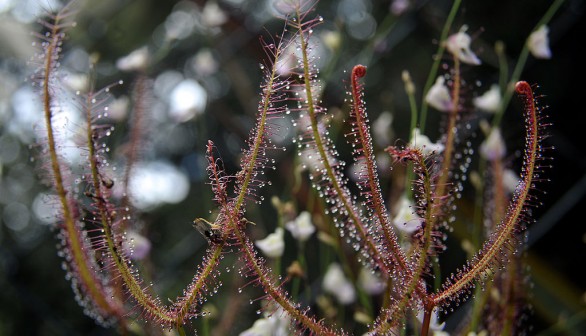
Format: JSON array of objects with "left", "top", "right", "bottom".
[{"left": 1, "top": 0, "right": 585, "bottom": 334}]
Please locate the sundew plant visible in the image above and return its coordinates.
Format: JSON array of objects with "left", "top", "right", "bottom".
[{"left": 1, "top": 0, "right": 581, "bottom": 335}]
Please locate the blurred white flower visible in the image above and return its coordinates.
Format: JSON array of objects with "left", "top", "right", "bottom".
[
  {"left": 480, "top": 128, "right": 506, "bottom": 161},
  {"left": 390, "top": 0, "right": 409, "bottom": 15},
  {"left": 107, "top": 95, "right": 130, "bottom": 122},
  {"left": 256, "top": 227, "right": 285, "bottom": 258},
  {"left": 425, "top": 77, "right": 453, "bottom": 112},
  {"left": 64, "top": 72, "right": 88, "bottom": 92},
  {"left": 116, "top": 46, "right": 149, "bottom": 71},
  {"left": 373, "top": 111, "right": 394, "bottom": 146},
  {"left": 446, "top": 27, "right": 481, "bottom": 65},
  {"left": 323, "top": 263, "right": 355, "bottom": 305},
  {"left": 416, "top": 306, "right": 446, "bottom": 334},
  {"left": 270, "top": 0, "right": 297, "bottom": 15},
  {"left": 474, "top": 84, "right": 501, "bottom": 113},
  {"left": 528, "top": 25, "right": 552, "bottom": 59},
  {"left": 193, "top": 49, "right": 219, "bottom": 76},
  {"left": 123, "top": 230, "right": 151, "bottom": 260},
  {"left": 392, "top": 197, "right": 423, "bottom": 234},
  {"left": 285, "top": 211, "right": 315, "bottom": 242},
  {"left": 165, "top": 9, "right": 196, "bottom": 40},
  {"left": 202, "top": 2, "right": 227, "bottom": 27},
  {"left": 503, "top": 169, "right": 521, "bottom": 194},
  {"left": 169, "top": 79, "right": 207, "bottom": 122},
  {"left": 239, "top": 308, "right": 290, "bottom": 336},
  {"left": 128, "top": 160, "right": 190, "bottom": 210},
  {"left": 321, "top": 30, "right": 342, "bottom": 51},
  {"left": 239, "top": 318, "right": 273, "bottom": 336},
  {"left": 376, "top": 152, "right": 392, "bottom": 176},
  {"left": 467, "top": 332, "right": 488, "bottom": 336},
  {"left": 410, "top": 128, "right": 445, "bottom": 156},
  {"left": 358, "top": 267, "right": 385, "bottom": 295}
]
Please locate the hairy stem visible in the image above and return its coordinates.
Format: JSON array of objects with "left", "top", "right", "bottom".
[
  {"left": 294, "top": 8, "right": 394, "bottom": 278},
  {"left": 42, "top": 10, "right": 119, "bottom": 321},
  {"left": 350, "top": 65, "right": 408, "bottom": 276},
  {"left": 432, "top": 81, "right": 540, "bottom": 305}
]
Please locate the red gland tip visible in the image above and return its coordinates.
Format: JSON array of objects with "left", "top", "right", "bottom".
[
  {"left": 353, "top": 65, "right": 367, "bottom": 78},
  {"left": 515, "top": 81, "right": 531, "bottom": 95}
]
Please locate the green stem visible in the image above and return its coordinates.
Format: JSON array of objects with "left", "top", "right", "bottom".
[
  {"left": 405, "top": 72, "right": 418, "bottom": 200},
  {"left": 42, "top": 13, "right": 119, "bottom": 321},
  {"left": 293, "top": 10, "right": 394, "bottom": 278},
  {"left": 419, "top": 0, "right": 462, "bottom": 132},
  {"left": 493, "top": 0, "right": 565, "bottom": 127}
]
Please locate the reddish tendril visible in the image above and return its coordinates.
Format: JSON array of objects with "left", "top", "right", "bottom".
[
  {"left": 352, "top": 64, "right": 367, "bottom": 80},
  {"left": 515, "top": 80, "right": 532, "bottom": 95}
]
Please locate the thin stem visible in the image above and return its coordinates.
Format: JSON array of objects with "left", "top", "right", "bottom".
[
  {"left": 432, "top": 81, "right": 541, "bottom": 305},
  {"left": 496, "top": 41, "right": 508, "bottom": 96},
  {"left": 42, "top": 12, "right": 118, "bottom": 321},
  {"left": 404, "top": 71, "right": 418, "bottom": 200},
  {"left": 420, "top": 305, "right": 433, "bottom": 336},
  {"left": 419, "top": 0, "right": 462, "bottom": 132},
  {"left": 350, "top": 65, "right": 403, "bottom": 276},
  {"left": 375, "top": 147, "right": 435, "bottom": 334},
  {"left": 493, "top": 0, "right": 564, "bottom": 127},
  {"left": 234, "top": 227, "right": 339, "bottom": 335},
  {"left": 120, "top": 75, "right": 149, "bottom": 226},
  {"left": 293, "top": 11, "right": 393, "bottom": 277}
]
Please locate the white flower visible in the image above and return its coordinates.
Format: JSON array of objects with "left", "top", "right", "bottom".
[
  {"left": 474, "top": 85, "right": 501, "bottom": 113},
  {"left": 285, "top": 211, "right": 315, "bottom": 242},
  {"left": 528, "top": 25, "right": 552, "bottom": 59},
  {"left": 410, "top": 128, "right": 445, "bottom": 156},
  {"left": 116, "top": 46, "right": 149, "bottom": 71},
  {"left": 416, "top": 306, "right": 446, "bottom": 334},
  {"left": 425, "top": 77, "right": 453, "bottom": 112},
  {"left": 323, "top": 263, "right": 355, "bottom": 305},
  {"left": 503, "top": 169, "right": 521, "bottom": 194},
  {"left": 358, "top": 268, "right": 385, "bottom": 295},
  {"left": 256, "top": 227, "right": 285, "bottom": 258},
  {"left": 446, "top": 27, "right": 481, "bottom": 65},
  {"left": 239, "top": 308, "right": 290, "bottom": 336},
  {"left": 239, "top": 318, "right": 273, "bottom": 336},
  {"left": 123, "top": 230, "right": 151, "bottom": 260},
  {"left": 480, "top": 128, "right": 506, "bottom": 161},
  {"left": 392, "top": 197, "right": 423, "bottom": 234}
]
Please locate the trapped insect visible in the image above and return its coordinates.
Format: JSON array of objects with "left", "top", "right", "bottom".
[{"left": 193, "top": 218, "right": 224, "bottom": 244}]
